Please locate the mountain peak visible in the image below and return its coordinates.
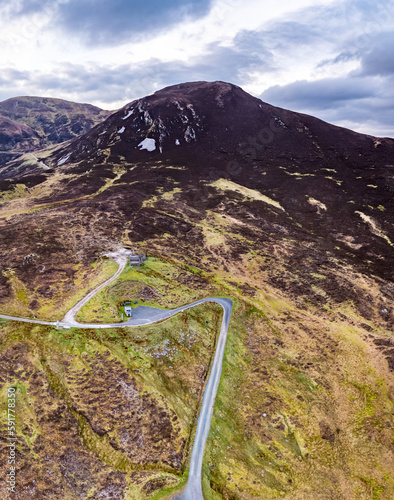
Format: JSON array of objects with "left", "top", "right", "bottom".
[
  {"left": 148, "top": 80, "right": 241, "bottom": 100},
  {"left": 50, "top": 80, "right": 278, "bottom": 165},
  {"left": 144, "top": 80, "right": 254, "bottom": 112},
  {"left": 49, "top": 80, "right": 393, "bottom": 174}
]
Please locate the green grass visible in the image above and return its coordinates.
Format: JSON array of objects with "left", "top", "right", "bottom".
[
  {"left": 76, "top": 257, "right": 215, "bottom": 323},
  {"left": 198, "top": 286, "right": 394, "bottom": 500}
]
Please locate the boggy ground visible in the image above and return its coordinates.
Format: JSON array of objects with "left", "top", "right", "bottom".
[
  {"left": 0, "top": 155, "right": 393, "bottom": 498},
  {"left": 202, "top": 292, "right": 394, "bottom": 500},
  {"left": 0, "top": 294, "right": 223, "bottom": 499}
]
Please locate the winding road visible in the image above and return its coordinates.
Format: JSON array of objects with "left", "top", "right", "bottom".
[
  {"left": 0, "top": 251, "right": 233, "bottom": 499},
  {"left": 61, "top": 249, "right": 129, "bottom": 326}
]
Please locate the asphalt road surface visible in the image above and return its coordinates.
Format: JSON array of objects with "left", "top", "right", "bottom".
[
  {"left": 173, "top": 297, "right": 233, "bottom": 500},
  {"left": 0, "top": 253, "right": 233, "bottom": 498},
  {"left": 62, "top": 249, "right": 130, "bottom": 325}
]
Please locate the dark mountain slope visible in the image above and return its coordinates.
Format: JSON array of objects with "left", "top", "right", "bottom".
[
  {"left": 39, "top": 81, "right": 394, "bottom": 282},
  {"left": 52, "top": 80, "right": 393, "bottom": 169},
  {"left": 1, "top": 80, "right": 393, "bottom": 285}
]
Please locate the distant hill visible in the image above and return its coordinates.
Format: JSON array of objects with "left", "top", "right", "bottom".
[
  {"left": 0, "top": 96, "right": 111, "bottom": 153},
  {"left": 0, "top": 113, "right": 39, "bottom": 151}
]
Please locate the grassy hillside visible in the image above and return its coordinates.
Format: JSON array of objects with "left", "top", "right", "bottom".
[{"left": 0, "top": 257, "right": 224, "bottom": 498}]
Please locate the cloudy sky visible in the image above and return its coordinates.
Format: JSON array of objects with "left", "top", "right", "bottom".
[{"left": 0, "top": 0, "right": 393, "bottom": 136}]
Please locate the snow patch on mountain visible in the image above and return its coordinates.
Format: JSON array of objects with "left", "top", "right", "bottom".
[
  {"left": 144, "top": 111, "right": 153, "bottom": 126},
  {"left": 138, "top": 138, "right": 156, "bottom": 152},
  {"left": 184, "top": 126, "right": 196, "bottom": 143},
  {"left": 174, "top": 100, "right": 184, "bottom": 111},
  {"left": 273, "top": 116, "right": 287, "bottom": 128},
  {"left": 156, "top": 117, "right": 168, "bottom": 145},
  {"left": 122, "top": 109, "right": 134, "bottom": 120},
  {"left": 187, "top": 103, "right": 198, "bottom": 119},
  {"left": 57, "top": 152, "right": 71, "bottom": 166}
]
